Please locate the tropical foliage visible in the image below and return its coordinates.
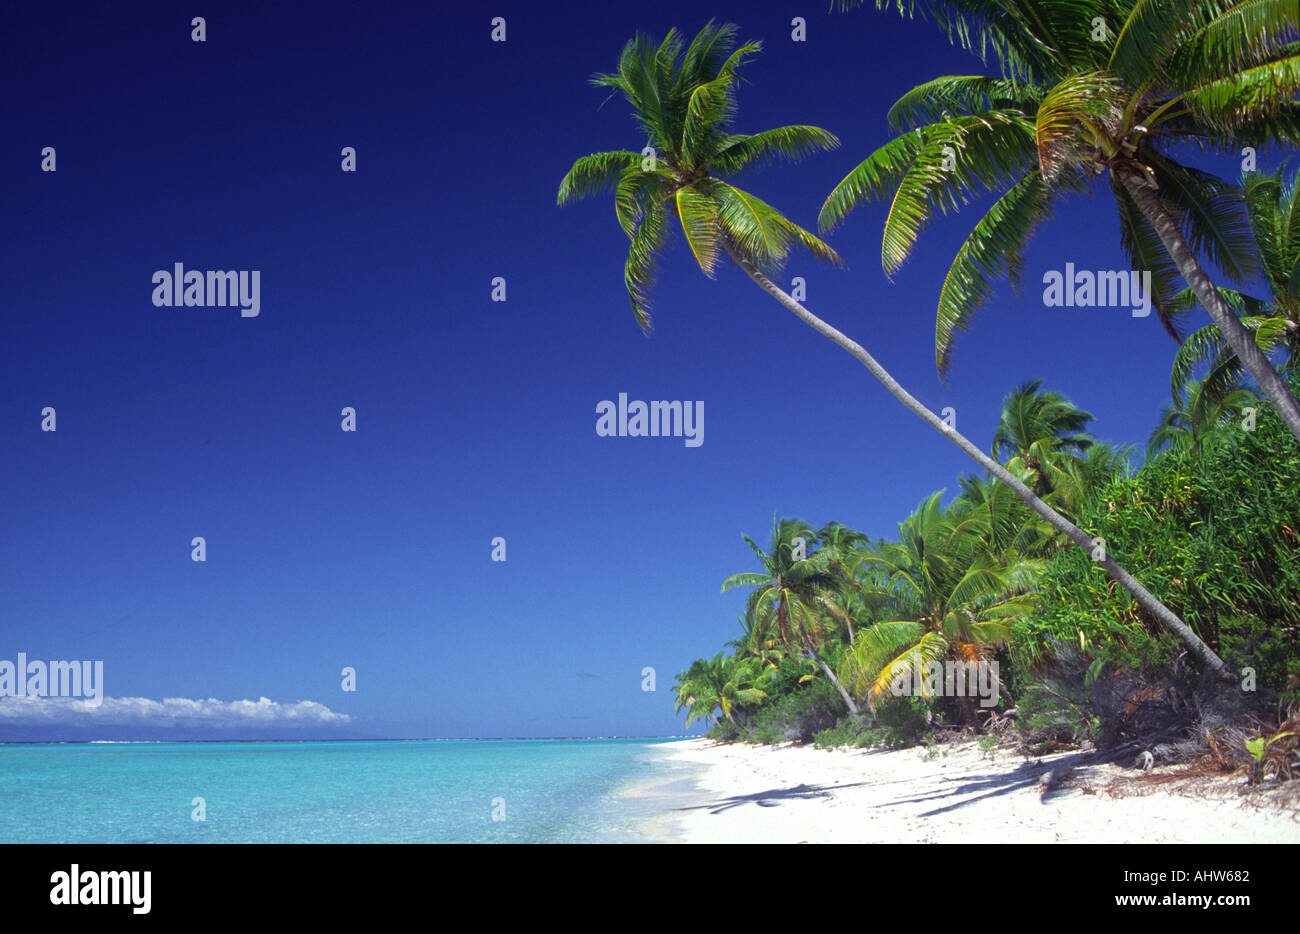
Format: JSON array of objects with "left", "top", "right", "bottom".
[
  {"left": 824, "top": 0, "right": 1300, "bottom": 442},
  {"left": 1168, "top": 165, "right": 1300, "bottom": 399},
  {"left": 559, "top": 14, "right": 1300, "bottom": 765},
  {"left": 1022, "top": 395, "right": 1300, "bottom": 692},
  {"left": 560, "top": 18, "right": 1222, "bottom": 677},
  {"left": 556, "top": 21, "right": 842, "bottom": 330},
  {"left": 676, "top": 380, "right": 1300, "bottom": 749},
  {"left": 1147, "top": 376, "right": 1258, "bottom": 456},
  {"left": 836, "top": 491, "right": 1040, "bottom": 709}
]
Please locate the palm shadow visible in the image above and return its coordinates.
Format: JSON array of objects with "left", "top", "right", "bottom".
[
  {"left": 877, "top": 749, "right": 1111, "bottom": 816},
  {"left": 678, "top": 781, "right": 869, "bottom": 815}
]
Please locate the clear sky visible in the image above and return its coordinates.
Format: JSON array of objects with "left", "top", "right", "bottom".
[{"left": 1, "top": 0, "right": 1282, "bottom": 739}]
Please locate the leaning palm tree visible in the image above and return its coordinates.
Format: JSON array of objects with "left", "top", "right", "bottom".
[
  {"left": 825, "top": 0, "right": 1300, "bottom": 444},
  {"left": 1169, "top": 165, "right": 1300, "bottom": 397},
  {"left": 558, "top": 21, "right": 1232, "bottom": 679},
  {"left": 720, "top": 516, "right": 861, "bottom": 714}
]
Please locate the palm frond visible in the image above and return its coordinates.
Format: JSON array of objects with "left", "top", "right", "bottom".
[
  {"left": 1147, "top": 152, "right": 1256, "bottom": 282},
  {"left": 623, "top": 198, "right": 669, "bottom": 331},
  {"left": 881, "top": 111, "right": 1038, "bottom": 276},
  {"left": 1034, "top": 71, "right": 1120, "bottom": 181},
  {"left": 558, "top": 151, "right": 645, "bottom": 205},
  {"left": 933, "top": 170, "right": 1053, "bottom": 375},
  {"left": 1111, "top": 173, "right": 1186, "bottom": 339},
  {"left": 1180, "top": 48, "right": 1300, "bottom": 138},
  {"left": 819, "top": 132, "right": 927, "bottom": 233},
  {"left": 712, "top": 125, "right": 841, "bottom": 174},
  {"left": 674, "top": 185, "right": 723, "bottom": 275},
  {"left": 887, "top": 75, "right": 1044, "bottom": 130}
]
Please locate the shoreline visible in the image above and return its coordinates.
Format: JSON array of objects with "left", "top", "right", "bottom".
[{"left": 627, "top": 737, "right": 1299, "bottom": 844}]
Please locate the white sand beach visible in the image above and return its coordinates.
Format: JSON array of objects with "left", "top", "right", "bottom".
[{"left": 630, "top": 738, "right": 1300, "bottom": 844}]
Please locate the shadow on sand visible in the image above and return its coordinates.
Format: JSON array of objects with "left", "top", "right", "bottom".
[
  {"left": 875, "top": 748, "right": 1115, "bottom": 817},
  {"left": 677, "top": 781, "right": 869, "bottom": 815},
  {"left": 671, "top": 741, "right": 1145, "bottom": 820}
]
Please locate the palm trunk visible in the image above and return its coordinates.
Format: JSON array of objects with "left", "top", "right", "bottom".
[
  {"left": 723, "top": 241, "right": 1232, "bottom": 681},
  {"left": 1119, "top": 172, "right": 1300, "bottom": 445},
  {"left": 813, "top": 651, "right": 860, "bottom": 717}
]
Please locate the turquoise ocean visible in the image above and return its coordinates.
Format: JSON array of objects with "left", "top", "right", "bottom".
[{"left": 0, "top": 738, "right": 698, "bottom": 843}]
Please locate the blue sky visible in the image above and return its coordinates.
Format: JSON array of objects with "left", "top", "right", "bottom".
[{"left": 0, "top": 0, "right": 1283, "bottom": 739}]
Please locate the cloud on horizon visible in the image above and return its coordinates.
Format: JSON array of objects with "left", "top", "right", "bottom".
[{"left": 0, "top": 696, "right": 351, "bottom": 728}]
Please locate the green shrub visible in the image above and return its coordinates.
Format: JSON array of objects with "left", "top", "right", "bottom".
[
  {"left": 1218, "top": 614, "right": 1300, "bottom": 703},
  {"left": 737, "top": 677, "right": 840, "bottom": 745},
  {"left": 810, "top": 695, "right": 932, "bottom": 750},
  {"left": 813, "top": 716, "right": 868, "bottom": 749},
  {"left": 875, "top": 695, "right": 931, "bottom": 747},
  {"left": 705, "top": 720, "right": 740, "bottom": 742},
  {"left": 1014, "top": 403, "right": 1300, "bottom": 690}
]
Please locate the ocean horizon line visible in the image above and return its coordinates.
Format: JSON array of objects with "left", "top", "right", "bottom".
[{"left": 0, "top": 734, "right": 697, "bottom": 746}]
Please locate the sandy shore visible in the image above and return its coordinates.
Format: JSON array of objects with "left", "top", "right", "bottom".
[{"left": 627, "top": 737, "right": 1300, "bottom": 844}]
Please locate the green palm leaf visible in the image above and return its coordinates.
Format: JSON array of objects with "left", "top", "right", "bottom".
[
  {"left": 713, "top": 125, "right": 841, "bottom": 174},
  {"left": 819, "top": 132, "right": 926, "bottom": 233},
  {"left": 1146, "top": 152, "right": 1256, "bottom": 282},
  {"left": 558, "top": 151, "right": 645, "bottom": 205},
  {"left": 674, "top": 185, "right": 723, "bottom": 274},
  {"left": 623, "top": 199, "right": 668, "bottom": 331},
  {"left": 933, "top": 171, "right": 1053, "bottom": 374},
  {"left": 886, "top": 75, "right": 1045, "bottom": 130}
]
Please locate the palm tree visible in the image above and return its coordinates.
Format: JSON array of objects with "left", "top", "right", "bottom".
[
  {"left": 558, "top": 21, "right": 1231, "bottom": 678},
  {"left": 991, "top": 380, "right": 1097, "bottom": 497},
  {"left": 556, "top": 23, "right": 844, "bottom": 329},
  {"left": 720, "top": 516, "right": 861, "bottom": 715},
  {"left": 672, "top": 656, "right": 723, "bottom": 728},
  {"left": 1045, "top": 440, "right": 1134, "bottom": 518},
  {"left": 839, "top": 492, "right": 1040, "bottom": 718},
  {"left": 1169, "top": 165, "right": 1300, "bottom": 397},
  {"left": 672, "top": 652, "right": 769, "bottom": 729},
  {"left": 1148, "top": 375, "right": 1259, "bottom": 456},
  {"left": 813, "top": 522, "right": 872, "bottom": 644},
  {"left": 955, "top": 471, "right": 1055, "bottom": 558},
  {"left": 825, "top": 0, "right": 1300, "bottom": 444},
  {"left": 727, "top": 611, "right": 786, "bottom": 669}
]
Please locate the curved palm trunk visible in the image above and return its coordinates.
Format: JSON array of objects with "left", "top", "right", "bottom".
[
  {"left": 723, "top": 241, "right": 1232, "bottom": 682},
  {"left": 812, "top": 650, "right": 860, "bottom": 717},
  {"left": 1119, "top": 172, "right": 1300, "bottom": 446},
  {"left": 783, "top": 599, "right": 861, "bottom": 716}
]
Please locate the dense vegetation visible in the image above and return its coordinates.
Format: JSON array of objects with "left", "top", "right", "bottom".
[
  {"left": 677, "top": 384, "right": 1300, "bottom": 763},
  {"left": 556, "top": 3, "right": 1300, "bottom": 779}
]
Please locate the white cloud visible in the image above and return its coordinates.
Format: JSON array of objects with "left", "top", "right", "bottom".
[{"left": 0, "top": 695, "right": 351, "bottom": 727}]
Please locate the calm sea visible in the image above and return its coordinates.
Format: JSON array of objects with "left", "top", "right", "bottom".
[{"left": 0, "top": 738, "right": 699, "bottom": 843}]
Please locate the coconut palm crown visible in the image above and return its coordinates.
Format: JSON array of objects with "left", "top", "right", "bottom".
[
  {"left": 557, "top": 21, "right": 844, "bottom": 330},
  {"left": 823, "top": 0, "right": 1300, "bottom": 439}
]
